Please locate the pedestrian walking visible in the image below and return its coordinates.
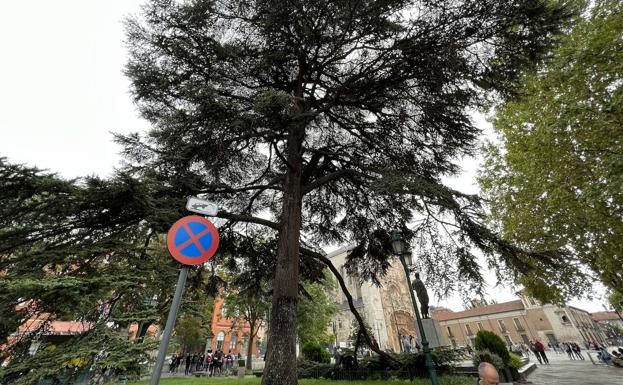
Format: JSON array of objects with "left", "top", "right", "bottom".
[
  {"left": 333, "top": 346, "right": 342, "bottom": 366},
  {"left": 226, "top": 350, "right": 234, "bottom": 373},
  {"left": 401, "top": 335, "right": 412, "bottom": 353},
  {"left": 184, "top": 353, "right": 192, "bottom": 375},
  {"left": 562, "top": 343, "right": 574, "bottom": 360},
  {"left": 572, "top": 343, "right": 584, "bottom": 360},
  {"left": 206, "top": 351, "right": 214, "bottom": 376},
  {"left": 169, "top": 353, "right": 177, "bottom": 373},
  {"left": 534, "top": 340, "right": 549, "bottom": 364},
  {"left": 530, "top": 342, "right": 542, "bottom": 364}
]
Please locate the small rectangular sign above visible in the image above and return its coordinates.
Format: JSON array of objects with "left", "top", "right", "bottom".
[{"left": 186, "top": 197, "right": 218, "bottom": 216}]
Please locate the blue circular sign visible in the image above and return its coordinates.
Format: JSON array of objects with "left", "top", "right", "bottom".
[{"left": 167, "top": 216, "right": 219, "bottom": 265}]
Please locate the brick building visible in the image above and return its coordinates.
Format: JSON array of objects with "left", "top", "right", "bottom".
[
  {"left": 592, "top": 311, "right": 623, "bottom": 344},
  {"left": 204, "top": 297, "right": 262, "bottom": 357},
  {"left": 432, "top": 293, "right": 607, "bottom": 348}
]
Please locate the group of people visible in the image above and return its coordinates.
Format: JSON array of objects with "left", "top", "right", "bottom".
[
  {"left": 508, "top": 340, "right": 549, "bottom": 364},
  {"left": 559, "top": 342, "right": 585, "bottom": 360},
  {"left": 529, "top": 340, "right": 549, "bottom": 364},
  {"left": 399, "top": 334, "right": 421, "bottom": 353},
  {"left": 168, "top": 350, "right": 239, "bottom": 376}
]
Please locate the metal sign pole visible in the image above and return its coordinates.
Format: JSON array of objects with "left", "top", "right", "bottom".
[{"left": 150, "top": 266, "right": 189, "bottom": 385}]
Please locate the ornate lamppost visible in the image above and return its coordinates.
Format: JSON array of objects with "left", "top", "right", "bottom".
[{"left": 391, "top": 231, "right": 440, "bottom": 385}]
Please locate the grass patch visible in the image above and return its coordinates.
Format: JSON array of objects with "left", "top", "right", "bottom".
[{"left": 127, "top": 375, "right": 474, "bottom": 385}]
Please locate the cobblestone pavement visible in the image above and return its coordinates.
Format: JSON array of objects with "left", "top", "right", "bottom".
[{"left": 527, "top": 350, "right": 622, "bottom": 385}]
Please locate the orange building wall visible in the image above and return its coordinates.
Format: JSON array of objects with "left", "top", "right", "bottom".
[{"left": 208, "top": 298, "right": 260, "bottom": 356}]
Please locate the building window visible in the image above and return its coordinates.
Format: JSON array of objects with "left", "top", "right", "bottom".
[
  {"left": 216, "top": 331, "right": 225, "bottom": 350},
  {"left": 230, "top": 333, "right": 238, "bottom": 350},
  {"left": 504, "top": 335, "right": 512, "bottom": 345},
  {"left": 513, "top": 317, "right": 525, "bottom": 331},
  {"left": 446, "top": 326, "right": 453, "bottom": 337},
  {"left": 465, "top": 324, "right": 474, "bottom": 336},
  {"left": 355, "top": 284, "right": 363, "bottom": 301},
  {"left": 561, "top": 315, "right": 570, "bottom": 324},
  {"left": 521, "top": 334, "right": 530, "bottom": 344},
  {"left": 477, "top": 322, "right": 484, "bottom": 331},
  {"left": 498, "top": 320, "right": 507, "bottom": 333},
  {"left": 450, "top": 339, "right": 457, "bottom": 348}
]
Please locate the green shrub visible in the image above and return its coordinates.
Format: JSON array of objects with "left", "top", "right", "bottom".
[
  {"left": 507, "top": 352, "right": 524, "bottom": 369},
  {"left": 297, "top": 358, "right": 333, "bottom": 378},
  {"left": 301, "top": 342, "right": 331, "bottom": 363},
  {"left": 357, "top": 347, "right": 462, "bottom": 379},
  {"left": 472, "top": 349, "right": 504, "bottom": 370},
  {"left": 474, "top": 330, "right": 510, "bottom": 364}
]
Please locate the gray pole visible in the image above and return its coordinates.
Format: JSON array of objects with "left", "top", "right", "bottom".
[{"left": 150, "top": 266, "right": 189, "bottom": 385}]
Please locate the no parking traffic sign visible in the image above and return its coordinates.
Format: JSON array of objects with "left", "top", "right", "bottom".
[
  {"left": 152, "top": 215, "right": 220, "bottom": 385},
  {"left": 166, "top": 215, "right": 219, "bottom": 265}
]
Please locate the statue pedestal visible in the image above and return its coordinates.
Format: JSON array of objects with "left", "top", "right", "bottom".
[{"left": 418, "top": 318, "right": 443, "bottom": 348}]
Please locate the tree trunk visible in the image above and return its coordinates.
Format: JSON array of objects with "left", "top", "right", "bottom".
[
  {"left": 247, "top": 320, "right": 256, "bottom": 370},
  {"left": 261, "top": 125, "right": 305, "bottom": 385}
]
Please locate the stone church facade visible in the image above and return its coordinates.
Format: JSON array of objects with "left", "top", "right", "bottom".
[{"left": 327, "top": 245, "right": 417, "bottom": 353}]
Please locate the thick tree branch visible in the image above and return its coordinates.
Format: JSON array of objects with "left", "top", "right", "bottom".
[
  {"left": 216, "top": 211, "right": 280, "bottom": 231},
  {"left": 300, "top": 247, "right": 400, "bottom": 365},
  {"left": 301, "top": 169, "right": 369, "bottom": 195}
]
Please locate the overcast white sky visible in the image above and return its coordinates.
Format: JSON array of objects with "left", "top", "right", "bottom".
[{"left": 0, "top": 1, "right": 607, "bottom": 312}]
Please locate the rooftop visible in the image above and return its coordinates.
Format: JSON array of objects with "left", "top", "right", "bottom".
[
  {"left": 592, "top": 311, "right": 621, "bottom": 321},
  {"left": 431, "top": 300, "right": 525, "bottom": 321}
]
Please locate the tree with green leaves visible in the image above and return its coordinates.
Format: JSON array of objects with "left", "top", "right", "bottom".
[
  {"left": 348, "top": 318, "right": 375, "bottom": 358},
  {"left": 173, "top": 295, "right": 214, "bottom": 352},
  {"left": 297, "top": 274, "right": 340, "bottom": 347},
  {"left": 0, "top": 159, "right": 216, "bottom": 384},
  {"left": 121, "top": 1, "right": 576, "bottom": 383},
  {"left": 222, "top": 282, "right": 271, "bottom": 369},
  {"left": 479, "top": 0, "right": 623, "bottom": 303}
]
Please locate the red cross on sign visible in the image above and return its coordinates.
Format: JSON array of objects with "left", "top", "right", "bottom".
[{"left": 166, "top": 216, "right": 219, "bottom": 265}]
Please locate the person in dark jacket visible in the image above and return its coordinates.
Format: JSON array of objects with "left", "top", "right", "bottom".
[
  {"left": 571, "top": 343, "right": 584, "bottom": 360},
  {"left": 534, "top": 340, "right": 549, "bottom": 364},
  {"left": 529, "top": 342, "right": 542, "bottom": 364},
  {"left": 185, "top": 353, "right": 192, "bottom": 375}
]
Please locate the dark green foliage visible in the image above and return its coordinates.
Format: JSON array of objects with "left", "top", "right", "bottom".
[
  {"left": 472, "top": 349, "right": 504, "bottom": 370},
  {"left": 474, "top": 331, "right": 510, "bottom": 364},
  {"left": 121, "top": 1, "right": 577, "bottom": 382},
  {"left": 0, "top": 0, "right": 579, "bottom": 384},
  {"left": 297, "top": 359, "right": 334, "bottom": 379},
  {"left": 361, "top": 347, "right": 463, "bottom": 378},
  {"left": 0, "top": 159, "right": 214, "bottom": 384},
  {"left": 298, "top": 347, "right": 462, "bottom": 380},
  {"left": 301, "top": 342, "right": 331, "bottom": 364}
]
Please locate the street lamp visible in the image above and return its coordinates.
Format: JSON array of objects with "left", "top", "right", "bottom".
[{"left": 391, "top": 230, "right": 440, "bottom": 385}]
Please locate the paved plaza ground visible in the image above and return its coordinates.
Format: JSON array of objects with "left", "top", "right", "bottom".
[{"left": 527, "top": 349, "right": 622, "bottom": 385}]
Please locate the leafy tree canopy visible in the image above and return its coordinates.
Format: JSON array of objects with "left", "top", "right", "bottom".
[
  {"left": 297, "top": 272, "right": 340, "bottom": 347},
  {"left": 119, "top": 1, "right": 577, "bottom": 383},
  {"left": 0, "top": 159, "right": 213, "bottom": 384},
  {"left": 479, "top": 0, "right": 623, "bottom": 302},
  {"left": 0, "top": 0, "right": 580, "bottom": 383}
]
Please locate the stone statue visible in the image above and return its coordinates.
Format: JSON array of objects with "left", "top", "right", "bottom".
[{"left": 412, "top": 273, "right": 429, "bottom": 319}]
